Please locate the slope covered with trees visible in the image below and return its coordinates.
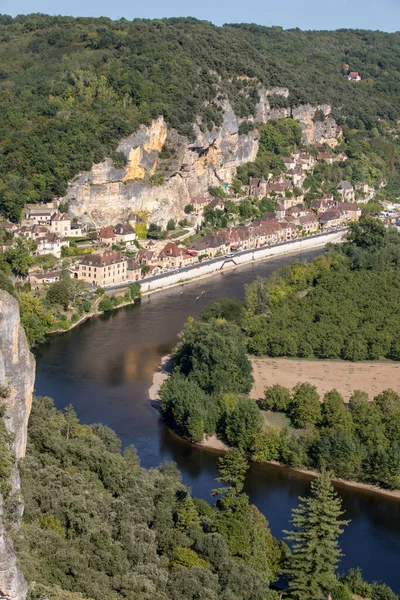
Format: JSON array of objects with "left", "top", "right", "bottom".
[
  {"left": 1, "top": 15, "right": 400, "bottom": 219},
  {"left": 16, "top": 396, "right": 281, "bottom": 600}
]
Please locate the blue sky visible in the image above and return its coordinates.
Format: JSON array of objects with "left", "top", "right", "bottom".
[{"left": 1, "top": 0, "right": 399, "bottom": 32}]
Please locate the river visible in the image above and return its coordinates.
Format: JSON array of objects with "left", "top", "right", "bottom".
[{"left": 34, "top": 249, "right": 400, "bottom": 592}]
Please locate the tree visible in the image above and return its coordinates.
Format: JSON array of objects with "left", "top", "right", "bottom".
[
  {"left": 262, "top": 384, "right": 291, "bottom": 412},
  {"left": 200, "top": 298, "right": 245, "bottom": 326},
  {"left": 322, "top": 390, "right": 353, "bottom": 435},
  {"left": 284, "top": 471, "right": 349, "bottom": 600},
  {"left": 4, "top": 238, "right": 35, "bottom": 277},
  {"left": 214, "top": 448, "right": 249, "bottom": 495},
  {"left": 184, "top": 204, "right": 194, "bottom": 214},
  {"left": 174, "top": 319, "right": 254, "bottom": 395},
  {"left": 289, "top": 383, "right": 322, "bottom": 428},
  {"left": 98, "top": 297, "right": 114, "bottom": 312},
  {"left": 176, "top": 493, "right": 201, "bottom": 530},
  {"left": 167, "top": 219, "right": 176, "bottom": 231},
  {"left": 225, "top": 398, "right": 263, "bottom": 450},
  {"left": 129, "top": 282, "right": 141, "bottom": 300},
  {"left": 46, "top": 280, "right": 70, "bottom": 310},
  {"left": 0, "top": 270, "right": 14, "bottom": 295}
]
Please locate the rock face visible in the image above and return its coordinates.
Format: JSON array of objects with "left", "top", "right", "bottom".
[
  {"left": 65, "top": 88, "right": 340, "bottom": 227},
  {"left": 0, "top": 290, "right": 35, "bottom": 600},
  {"left": 66, "top": 101, "right": 259, "bottom": 228}
]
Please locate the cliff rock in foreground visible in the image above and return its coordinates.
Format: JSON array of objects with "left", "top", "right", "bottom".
[{"left": 0, "top": 291, "right": 35, "bottom": 600}]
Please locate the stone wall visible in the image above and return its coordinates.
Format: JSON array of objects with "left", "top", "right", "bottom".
[{"left": 138, "top": 230, "right": 346, "bottom": 294}]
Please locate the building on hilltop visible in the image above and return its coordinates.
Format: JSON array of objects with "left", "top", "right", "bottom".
[
  {"left": 348, "top": 71, "right": 361, "bottom": 81},
  {"left": 75, "top": 249, "right": 127, "bottom": 287}
]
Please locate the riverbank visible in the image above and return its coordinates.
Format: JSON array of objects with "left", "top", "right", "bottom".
[{"left": 149, "top": 354, "right": 400, "bottom": 501}]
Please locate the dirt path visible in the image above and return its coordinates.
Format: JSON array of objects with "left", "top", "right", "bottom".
[{"left": 251, "top": 357, "right": 400, "bottom": 401}]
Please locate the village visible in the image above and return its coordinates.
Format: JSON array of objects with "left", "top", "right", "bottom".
[{"left": 0, "top": 144, "right": 399, "bottom": 293}]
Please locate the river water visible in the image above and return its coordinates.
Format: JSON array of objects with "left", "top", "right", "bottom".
[{"left": 34, "top": 249, "right": 400, "bottom": 591}]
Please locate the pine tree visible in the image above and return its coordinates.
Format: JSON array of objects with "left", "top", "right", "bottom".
[
  {"left": 213, "top": 448, "right": 249, "bottom": 496},
  {"left": 176, "top": 493, "right": 200, "bottom": 530},
  {"left": 284, "top": 471, "right": 349, "bottom": 600}
]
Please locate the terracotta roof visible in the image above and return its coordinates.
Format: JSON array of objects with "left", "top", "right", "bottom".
[
  {"left": 192, "top": 196, "right": 208, "bottom": 204},
  {"left": 99, "top": 226, "right": 116, "bottom": 239},
  {"left": 160, "top": 242, "right": 181, "bottom": 258}
]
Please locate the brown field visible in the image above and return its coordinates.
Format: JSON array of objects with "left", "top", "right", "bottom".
[{"left": 251, "top": 357, "right": 400, "bottom": 401}]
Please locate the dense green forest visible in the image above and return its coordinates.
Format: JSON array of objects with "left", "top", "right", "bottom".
[
  {"left": 9, "top": 396, "right": 398, "bottom": 600},
  {"left": 16, "top": 396, "right": 282, "bottom": 600},
  {"left": 244, "top": 217, "right": 400, "bottom": 360},
  {"left": 1, "top": 14, "right": 400, "bottom": 219}
]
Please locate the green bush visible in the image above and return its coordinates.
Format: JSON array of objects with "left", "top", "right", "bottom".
[{"left": 98, "top": 297, "right": 114, "bottom": 312}]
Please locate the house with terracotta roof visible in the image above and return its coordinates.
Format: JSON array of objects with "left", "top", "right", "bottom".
[
  {"left": 348, "top": 71, "right": 361, "bottom": 81},
  {"left": 29, "top": 270, "right": 62, "bottom": 288},
  {"left": 99, "top": 226, "right": 116, "bottom": 246},
  {"left": 191, "top": 196, "right": 209, "bottom": 213},
  {"left": 317, "top": 152, "right": 334, "bottom": 164},
  {"left": 49, "top": 213, "right": 83, "bottom": 238},
  {"left": 298, "top": 213, "right": 319, "bottom": 234},
  {"left": 158, "top": 242, "right": 196, "bottom": 269},
  {"left": 76, "top": 250, "right": 127, "bottom": 286}
]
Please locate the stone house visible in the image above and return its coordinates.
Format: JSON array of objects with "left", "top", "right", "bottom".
[
  {"left": 29, "top": 270, "right": 62, "bottom": 288},
  {"left": 286, "top": 168, "right": 306, "bottom": 188},
  {"left": 191, "top": 196, "right": 209, "bottom": 213},
  {"left": 76, "top": 250, "right": 127, "bottom": 286},
  {"left": 35, "top": 233, "right": 69, "bottom": 258},
  {"left": 337, "top": 181, "right": 355, "bottom": 202},
  {"left": 137, "top": 250, "right": 158, "bottom": 266},
  {"left": 298, "top": 213, "right": 319, "bottom": 234},
  {"left": 317, "top": 152, "right": 334, "bottom": 164},
  {"left": 341, "top": 203, "right": 362, "bottom": 221},
  {"left": 114, "top": 222, "right": 136, "bottom": 246},
  {"left": 209, "top": 198, "right": 225, "bottom": 211},
  {"left": 282, "top": 157, "right": 297, "bottom": 170},
  {"left": 249, "top": 177, "right": 268, "bottom": 197},
  {"left": 49, "top": 213, "right": 83, "bottom": 238},
  {"left": 355, "top": 182, "right": 375, "bottom": 202},
  {"left": 158, "top": 242, "right": 184, "bottom": 269},
  {"left": 318, "top": 209, "right": 343, "bottom": 229},
  {"left": 126, "top": 259, "right": 142, "bottom": 281},
  {"left": 99, "top": 226, "right": 116, "bottom": 246}
]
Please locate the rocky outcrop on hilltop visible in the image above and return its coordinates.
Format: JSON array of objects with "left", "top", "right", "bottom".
[
  {"left": 0, "top": 291, "right": 35, "bottom": 600},
  {"left": 65, "top": 88, "right": 341, "bottom": 227},
  {"left": 65, "top": 100, "right": 259, "bottom": 228}
]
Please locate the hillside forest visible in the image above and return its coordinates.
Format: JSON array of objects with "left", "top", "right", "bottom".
[{"left": 1, "top": 15, "right": 400, "bottom": 219}]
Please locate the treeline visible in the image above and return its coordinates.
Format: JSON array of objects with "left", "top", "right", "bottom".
[
  {"left": 1, "top": 15, "right": 400, "bottom": 219},
  {"left": 160, "top": 309, "right": 400, "bottom": 489},
  {"left": 245, "top": 218, "right": 400, "bottom": 360},
  {"left": 257, "top": 384, "right": 400, "bottom": 490},
  {"left": 17, "top": 396, "right": 281, "bottom": 600}
]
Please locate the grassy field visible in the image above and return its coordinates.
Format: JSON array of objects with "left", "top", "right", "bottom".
[{"left": 251, "top": 357, "right": 400, "bottom": 401}]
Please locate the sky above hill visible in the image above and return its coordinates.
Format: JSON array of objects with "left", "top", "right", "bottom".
[{"left": 2, "top": 0, "right": 400, "bottom": 32}]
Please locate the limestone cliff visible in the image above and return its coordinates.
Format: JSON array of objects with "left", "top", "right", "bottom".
[
  {"left": 0, "top": 291, "right": 35, "bottom": 600},
  {"left": 65, "top": 88, "right": 340, "bottom": 228}
]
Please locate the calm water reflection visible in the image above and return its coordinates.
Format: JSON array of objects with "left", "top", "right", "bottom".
[{"left": 34, "top": 250, "right": 400, "bottom": 591}]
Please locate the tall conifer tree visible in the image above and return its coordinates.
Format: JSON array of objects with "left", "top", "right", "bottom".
[{"left": 284, "top": 471, "right": 349, "bottom": 600}]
